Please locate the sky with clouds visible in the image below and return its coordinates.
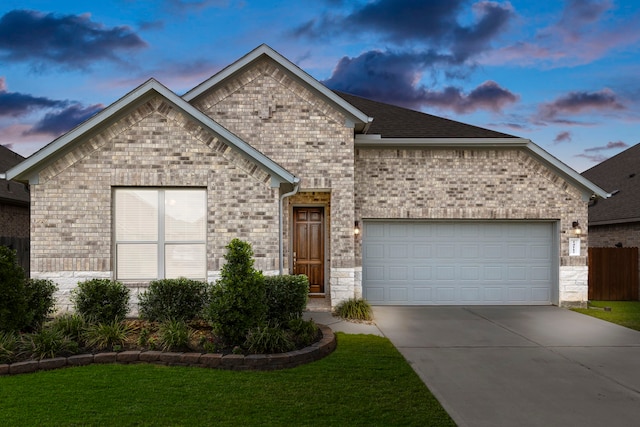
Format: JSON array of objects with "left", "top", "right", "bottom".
[{"left": 0, "top": 0, "right": 638, "bottom": 172}]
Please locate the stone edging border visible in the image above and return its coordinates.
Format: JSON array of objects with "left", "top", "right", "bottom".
[{"left": 0, "top": 324, "right": 335, "bottom": 376}]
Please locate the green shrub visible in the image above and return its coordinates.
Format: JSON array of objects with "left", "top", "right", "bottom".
[
  {"left": 139, "top": 278, "right": 209, "bottom": 322},
  {"left": 207, "top": 239, "right": 266, "bottom": 345},
  {"left": 158, "top": 319, "right": 193, "bottom": 351},
  {"left": 48, "top": 313, "right": 87, "bottom": 345},
  {"left": 264, "top": 275, "right": 309, "bottom": 323},
  {"left": 19, "top": 328, "right": 79, "bottom": 360},
  {"left": 72, "top": 279, "right": 130, "bottom": 323},
  {"left": 287, "top": 318, "right": 319, "bottom": 347},
  {"left": 0, "top": 246, "right": 28, "bottom": 332},
  {"left": 245, "top": 322, "right": 295, "bottom": 354},
  {"left": 83, "top": 320, "right": 132, "bottom": 351},
  {"left": 335, "top": 298, "right": 373, "bottom": 321},
  {"left": 0, "top": 331, "right": 19, "bottom": 363},
  {"left": 24, "top": 279, "right": 58, "bottom": 331}
]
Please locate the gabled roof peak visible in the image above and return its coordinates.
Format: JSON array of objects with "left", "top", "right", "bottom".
[{"left": 182, "top": 44, "right": 372, "bottom": 127}]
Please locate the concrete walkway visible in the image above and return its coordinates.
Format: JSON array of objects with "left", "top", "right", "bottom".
[
  {"left": 372, "top": 306, "right": 640, "bottom": 427},
  {"left": 303, "top": 310, "right": 383, "bottom": 336}
]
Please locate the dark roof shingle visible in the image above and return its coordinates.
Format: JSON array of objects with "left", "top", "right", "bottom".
[
  {"left": 334, "top": 91, "right": 517, "bottom": 139},
  {"left": 581, "top": 142, "right": 640, "bottom": 224}
]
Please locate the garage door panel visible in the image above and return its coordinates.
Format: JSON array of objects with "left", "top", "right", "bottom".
[
  {"left": 363, "top": 221, "right": 555, "bottom": 305},
  {"left": 436, "top": 266, "right": 456, "bottom": 280},
  {"left": 366, "top": 287, "right": 385, "bottom": 303},
  {"left": 389, "top": 287, "right": 409, "bottom": 302},
  {"left": 412, "top": 244, "right": 432, "bottom": 258},
  {"left": 413, "top": 266, "right": 432, "bottom": 280},
  {"left": 387, "top": 244, "right": 408, "bottom": 258},
  {"left": 460, "top": 287, "right": 480, "bottom": 302},
  {"left": 389, "top": 266, "right": 408, "bottom": 280},
  {"left": 413, "top": 287, "right": 432, "bottom": 302}
]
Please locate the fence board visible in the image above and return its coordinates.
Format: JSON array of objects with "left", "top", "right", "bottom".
[
  {"left": 0, "top": 236, "right": 30, "bottom": 276},
  {"left": 588, "top": 247, "right": 639, "bottom": 300}
]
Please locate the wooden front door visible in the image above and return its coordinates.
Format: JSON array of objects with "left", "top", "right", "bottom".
[{"left": 293, "top": 207, "right": 325, "bottom": 294}]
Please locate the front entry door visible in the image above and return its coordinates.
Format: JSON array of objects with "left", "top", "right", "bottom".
[{"left": 293, "top": 207, "right": 325, "bottom": 294}]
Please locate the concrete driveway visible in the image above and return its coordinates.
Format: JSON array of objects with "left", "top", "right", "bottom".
[{"left": 373, "top": 306, "right": 640, "bottom": 427}]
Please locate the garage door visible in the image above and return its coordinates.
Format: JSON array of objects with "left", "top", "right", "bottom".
[{"left": 362, "top": 221, "right": 556, "bottom": 305}]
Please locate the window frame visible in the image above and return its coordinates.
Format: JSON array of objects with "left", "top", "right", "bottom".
[{"left": 113, "top": 187, "right": 207, "bottom": 281}]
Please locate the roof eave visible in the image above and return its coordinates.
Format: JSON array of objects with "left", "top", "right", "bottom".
[
  {"left": 182, "top": 44, "right": 372, "bottom": 128},
  {"left": 589, "top": 217, "right": 640, "bottom": 227},
  {"left": 6, "top": 79, "right": 298, "bottom": 188},
  {"left": 355, "top": 135, "right": 610, "bottom": 200}
]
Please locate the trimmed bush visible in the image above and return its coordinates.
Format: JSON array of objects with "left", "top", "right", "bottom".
[
  {"left": 48, "top": 313, "right": 87, "bottom": 346},
  {"left": 72, "top": 279, "right": 130, "bottom": 323},
  {"left": 19, "top": 328, "right": 79, "bottom": 360},
  {"left": 287, "top": 318, "right": 319, "bottom": 348},
  {"left": 24, "top": 279, "right": 58, "bottom": 331},
  {"left": 245, "top": 322, "right": 295, "bottom": 354},
  {"left": 207, "top": 239, "right": 266, "bottom": 345},
  {"left": 158, "top": 319, "right": 193, "bottom": 351},
  {"left": 264, "top": 275, "right": 309, "bottom": 323},
  {"left": 0, "top": 331, "right": 19, "bottom": 363},
  {"left": 83, "top": 320, "right": 132, "bottom": 351},
  {"left": 335, "top": 298, "right": 373, "bottom": 321},
  {"left": 139, "top": 278, "right": 209, "bottom": 322},
  {"left": 0, "top": 246, "right": 28, "bottom": 332}
]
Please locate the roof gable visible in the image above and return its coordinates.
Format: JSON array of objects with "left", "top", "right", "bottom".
[
  {"left": 582, "top": 142, "right": 640, "bottom": 224},
  {"left": 5, "top": 79, "right": 298, "bottom": 188},
  {"left": 183, "top": 44, "right": 372, "bottom": 130},
  {"left": 338, "top": 92, "right": 608, "bottom": 200}
]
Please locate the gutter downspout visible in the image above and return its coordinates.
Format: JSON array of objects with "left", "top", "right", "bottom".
[{"left": 279, "top": 182, "right": 299, "bottom": 275}]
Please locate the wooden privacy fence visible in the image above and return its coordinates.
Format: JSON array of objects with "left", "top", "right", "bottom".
[
  {"left": 0, "top": 236, "right": 30, "bottom": 276},
  {"left": 588, "top": 247, "right": 639, "bottom": 300}
]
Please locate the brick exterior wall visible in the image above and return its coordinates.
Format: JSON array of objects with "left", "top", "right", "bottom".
[
  {"left": 27, "top": 54, "right": 592, "bottom": 310},
  {"left": 354, "top": 147, "right": 590, "bottom": 305},
  {"left": 31, "top": 96, "right": 281, "bottom": 311},
  {"left": 191, "top": 59, "right": 357, "bottom": 303}
]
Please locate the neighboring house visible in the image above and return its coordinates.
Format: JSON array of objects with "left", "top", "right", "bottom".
[
  {"left": 0, "top": 144, "right": 30, "bottom": 273},
  {"left": 581, "top": 143, "right": 640, "bottom": 246},
  {"left": 581, "top": 142, "right": 640, "bottom": 292},
  {"left": 5, "top": 45, "right": 607, "bottom": 312}
]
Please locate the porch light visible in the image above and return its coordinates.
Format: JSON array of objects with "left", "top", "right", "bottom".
[
  {"left": 354, "top": 221, "right": 360, "bottom": 235},
  {"left": 572, "top": 221, "right": 582, "bottom": 235}
]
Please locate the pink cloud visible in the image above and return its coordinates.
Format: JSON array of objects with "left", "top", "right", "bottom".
[
  {"left": 538, "top": 88, "right": 624, "bottom": 122},
  {"left": 479, "top": 1, "right": 640, "bottom": 68},
  {"left": 554, "top": 131, "right": 571, "bottom": 143}
]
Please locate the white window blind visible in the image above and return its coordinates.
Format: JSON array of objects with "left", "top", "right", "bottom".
[{"left": 114, "top": 188, "right": 206, "bottom": 281}]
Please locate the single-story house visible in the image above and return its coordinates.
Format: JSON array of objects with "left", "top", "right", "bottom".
[
  {"left": 4, "top": 44, "right": 608, "bottom": 311},
  {"left": 581, "top": 143, "right": 640, "bottom": 295},
  {"left": 0, "top": 144, "right": 30, "bottom": 273}
]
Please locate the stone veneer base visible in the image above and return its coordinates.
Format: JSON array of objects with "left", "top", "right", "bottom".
[{"left": 0, "top": 325, "right": 335, "bottom": 376}]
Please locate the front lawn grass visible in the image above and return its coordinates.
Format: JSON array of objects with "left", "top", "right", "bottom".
[
  {"left": 572, "top": 301, "right": 640, "bottom": 331},
  {"left": 0, "top": 333, "right": 454, "bottom": 426}
]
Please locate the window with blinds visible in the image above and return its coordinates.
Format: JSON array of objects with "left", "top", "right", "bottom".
[{"left": 114, "top": 188, "right": 206, "bottom": 281}]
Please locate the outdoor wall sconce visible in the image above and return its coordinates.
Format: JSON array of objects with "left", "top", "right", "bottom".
[
  {"left": 354, "top": 221, "right": 360, "bottom": 235},
  {"left": 572, "top": 221, "right": 582, "bottom": 235}
]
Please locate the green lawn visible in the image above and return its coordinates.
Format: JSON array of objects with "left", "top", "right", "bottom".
[
  {"left": 0, "top": 333, "right": 454, "bottom": 427},
  {"left": 572, "top": 301, "right": 640, "bottom": 331}
]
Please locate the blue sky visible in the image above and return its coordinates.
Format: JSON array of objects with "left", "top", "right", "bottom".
[{"left": 1, "top": 0, "right": 638, "bottom": 172}]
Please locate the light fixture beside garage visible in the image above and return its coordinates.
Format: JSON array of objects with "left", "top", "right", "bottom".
[
  {"left": 572, "top": 221, "right": 582, "bottom": 235},
  {"left": 354, "top": 221, "right": 360, "bottom": 235}
]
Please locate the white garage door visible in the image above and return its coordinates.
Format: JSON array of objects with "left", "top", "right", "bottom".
[{"left": 362, "top": 221, "right": 557, "bottom": 305}]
